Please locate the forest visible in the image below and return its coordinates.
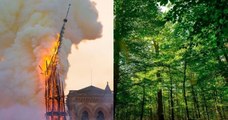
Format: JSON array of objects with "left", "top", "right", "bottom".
[{"left": 114, "top": 0, "right": 227, "bottom": 120}]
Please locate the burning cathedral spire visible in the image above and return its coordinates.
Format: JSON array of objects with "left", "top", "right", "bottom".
[
  {"left": 0, "top": 0, "right": 102, "bottom": 120},
  {"left": 43, "top": 3, "right": 71, "bottom": 120}
]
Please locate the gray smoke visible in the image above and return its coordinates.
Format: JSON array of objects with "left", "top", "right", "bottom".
[{"left": 0, "top": 0, "right": 102, "bottom": 119}]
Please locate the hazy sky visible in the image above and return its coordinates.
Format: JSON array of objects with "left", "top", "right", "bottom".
[{"left": 65, "top": 0, "right": 113, "bottom": 93}]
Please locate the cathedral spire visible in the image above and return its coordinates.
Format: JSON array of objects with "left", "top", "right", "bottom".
[{"left": 105, "top": 82, "right": 112, "bottom": 94}]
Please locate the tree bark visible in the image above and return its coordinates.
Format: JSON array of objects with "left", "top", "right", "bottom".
[
  {"left": 140, "top": 85, "right": 145, "bottom": 120},
  {"left": 183, "top": 60, "right": 190, "bottom": 120},
  {"left": 219, "top": 96, "right": 226, "bottom": 119},
  {"left": 157, "top": 89, "right": 164, "bottom": 120},
  {"left": 153, "top": 41, "right": 165, "bottom": 120},
  {"left": 114, "top": 0, "right": 127, "bottom": 118},
  {"left": 213, "top": 90, "right": 223, "bottom": 120},
  {"left": 201, "top": 90, "right": 210, "bottom": 120},
  {"left": 175, "top": 85, "right": 181, "bottom": 120},
  {"left": 150, "top": 95, "right": 153, "bottom": 120},
  {"left": 191, "top": 85, "right": 200, "bottom": 119},
  {"left": 169, "top": 67, "right": 175, "bottom": 120}
]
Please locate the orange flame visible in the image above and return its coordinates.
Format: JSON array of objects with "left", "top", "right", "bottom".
[
  {"left": 38, "top": 33, "right": 66, "bottom": 119},
  {"left": 38, "top": 33, "right": 60, "bottom": 79}
]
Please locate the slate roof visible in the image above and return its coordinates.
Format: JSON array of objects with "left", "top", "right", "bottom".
[{"left": 68, "top": 83, "right": 112, "bottom": 96}]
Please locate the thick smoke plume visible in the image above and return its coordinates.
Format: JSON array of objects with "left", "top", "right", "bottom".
[{"left": 0, "top": 0, "right": 102, "bottom": 119}]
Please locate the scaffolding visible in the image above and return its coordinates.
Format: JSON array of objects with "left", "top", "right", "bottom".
[{"left": 43, "top": 3, "right": 71, "bottom": 120}]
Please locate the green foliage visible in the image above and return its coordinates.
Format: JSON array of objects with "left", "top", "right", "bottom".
[{"left": 115, "top": 0, "right": 228, "bottom": 120}]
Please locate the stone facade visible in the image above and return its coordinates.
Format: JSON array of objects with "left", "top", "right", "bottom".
[{"left": 67, "top": 84, "right": 113, "bottom": 120}]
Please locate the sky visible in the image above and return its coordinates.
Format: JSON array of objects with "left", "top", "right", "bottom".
[{"left": 65, "top": 0, "right": 113, "bottom": 93}]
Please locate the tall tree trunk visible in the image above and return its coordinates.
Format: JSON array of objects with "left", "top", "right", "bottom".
[
  {"left": 169, "top": 67, "right": 175, "bottom": 120},
  {"left": 150, "top": 95, "right": 153, "bottom": 120},
  {"left": 150, "top": 107, "right": 153, "bottom": 120},
  {"left": 219, "top": 96, "right": 226, "bottom": 119},
  {"left": 201, "top": 90, "right": 210, "bottom": 120},
  {"left": 114, "top": 0, "right": 127, "bottom": 118},
  {"left": 153, "top": 41, "right": 164, "bottom": 120},
  {"left": 125, "top": 106, "right": 128, "bottom": 120},
  {"left": 133, "top": 105, "right": 136, "bottom": 120},
  {"left": 163, "top": 98, "right": 166, "bottom": 119},
  {"left": 200, "top": 98, "right": 206, "bottom": 120},
  {"left": 168, "top": 96, "right": 171, "bottom": 120},
  {"left": 157, "top": 89, "right": 164, "bottom": 120},
  {"left": 114, "top": 37, "right": 120, "bottom": 120},
  {"left": 183, "top": 60, "right": 190, "bottom": 120},
  {"left": 175, "top": 85, "right": 181, "bottom": 120},
  {"left": 140, "top": 86, "right": 145, "bottom": 120},
  {"left": 191, "top": 85, "right": 200, "bottom": 119},
  {"left": 213, "top": 90, "right": 223, "bottom": 120}
]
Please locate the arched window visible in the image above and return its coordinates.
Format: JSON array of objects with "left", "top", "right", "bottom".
[
  {"left": 96, "top": 111, "right": 105, "bottom": 120},
  {"left": 81, "top": 111, "right": 89, "bottom": 120}
]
